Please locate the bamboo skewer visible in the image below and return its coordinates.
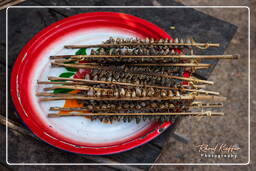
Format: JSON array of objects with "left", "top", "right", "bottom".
[
  {"left": 43, "top": 85, "right": 112, "bottom": 91},
  {"left": 51, "top": 60, "right": 210, "bottom": 72},
  {"left": 47, "top": 111, "right": 224, "bottom": 118},
  {"left": 50, "top": 54, "right": 239, "bottom": 60},
  {"left": 44, "top": 77, "right": 218, "bottom": 95},
  {"left": 49, "top": 103, "right": 223, "bottom": 112},
  {"left": 63, "top": 42, "right": 220, "bottom": 49},
  {"left": 38, "top": 80, "right": 207, "bottom": 89},
  {"left": 190, "top": 102, "right": 223, "bottom": 108},
  {"left": 36, "top": 93, "right": 226, "bottom": 101},
  {"left": 51, "top": 62, "right": 214, "bottom": 85},
  {"left": 52, "top": 60, "right": 211, "bottom": 68},
  {"left": 154, "top": 74, "right": 213, "bottom": 85},
  {"left": 127, "top": 63, "right": 210, "bottom": 67},
  {"left": 38, "top": 81, "right": 87, "bottom": 85},
  {"left": 181, "top": 84, "right": 206, "bottom": 89},
  {"left": 53, "top": 59, "right": 78, "bottom": 63},
  {"left": 43, "top": 84, "right": 219, "bottom": 95},
  {"left": 49, "top": 106, "right": 178, "bottom": 112}
]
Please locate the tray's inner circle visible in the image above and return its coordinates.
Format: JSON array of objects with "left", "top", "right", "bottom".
[{"left": 33, "top": 27, "right": 156, "bottom": 146}]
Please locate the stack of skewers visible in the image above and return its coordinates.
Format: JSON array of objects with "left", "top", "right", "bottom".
[{"left": 37, "top": 37, "right": 239, "bottom": 123}]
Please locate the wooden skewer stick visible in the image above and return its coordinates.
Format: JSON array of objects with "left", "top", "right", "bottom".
[
  {"left": 36, "top": 93, "right": 226, "bottom": 101},
  {"left": 43, "top": 85, "right": 112, "bottom": 91},
  {"left": 38, "top": 81, "right": 87, "bottom": 85},
  {"left": 43, "top": 85, "right": 219, "bottom": 95},
  {"left": 127, "top": 63, "right": 211, "bottom": 67},
  {"left": 39, "top": 80, "right": 207, "bottom": 89},
  {"left": 190, "top": 102, "right": 223, "bottom": 108},
  {"left": 63, "top": 42, "right": 220, "bottom": 49},
  {"left": 182, "top": 84, "right": 206, "bottom": 89},
  {"left": 52, "top": 60, "right": 211, "bottom": 68},
  {"left": 45, "top": 77, "right": 219, "bottom": 95},
  {"left": 51, "top": 61, "right": 209, "bottom": 72},
  {"left": 50, "top": 54, "right": 239, "bottom": 60},
  {"left": 49, "top": 103, "right": 223, "bottom": 112},
  {"left": 47, "top": 111, "right": 224, "bottom": 118},
  {"left": 53, "top": 59, "right": 78, "bottom": 63},
  {"left": 51, "top": 62, "right": 214, "bottom": 85}
]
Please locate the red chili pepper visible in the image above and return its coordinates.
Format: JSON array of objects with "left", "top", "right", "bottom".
[{"left": 182, "top": 71, "right": 190, "bottom": 85}]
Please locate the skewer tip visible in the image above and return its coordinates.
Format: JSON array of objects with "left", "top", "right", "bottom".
[
  {"left": 213, "top": 96, "right": 227, "bottom": 101},
  {"left": 64, "top": 45, "right": 73, "bottom": 49},
  {"left": 48, "top": 114, "right": 61, "bottom": 118},
  {"left": 220, "top": 113, "right": 225, "bottom": 116}
]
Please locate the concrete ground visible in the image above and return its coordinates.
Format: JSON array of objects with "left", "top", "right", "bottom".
[{"left": 151, "top": 0, "right": 255, "bottom": 170}]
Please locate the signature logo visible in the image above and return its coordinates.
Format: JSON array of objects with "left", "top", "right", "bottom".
[
  {"left": 195, "top": 144, "right": 240, "bottom": 153},
  {"left": 195, "top": 144, "right": 240, "bottom": 159}
]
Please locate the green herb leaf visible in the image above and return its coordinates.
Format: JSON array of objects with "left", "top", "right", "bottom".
[
  {"left": 53, "top": 88, "right": 73, "bottom": 94},
  {"left": 59, "top": 72, "right": 75, "bottom": 78},
  {"left": 75, "top": 48, "right": 87, "bottom": 55},
  {"left": 65, "top": 67, "right": 77, "bottom": 72},
  {"left": 66, "top": 68, "right": 77, "bottom": 72},
  {"left": 65, "top": 66, "right": 77, "bottom": 72}
]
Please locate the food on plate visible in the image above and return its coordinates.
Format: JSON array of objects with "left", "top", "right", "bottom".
[{"left": 37, "top": 37, "right": 238, "bottom": 123}]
